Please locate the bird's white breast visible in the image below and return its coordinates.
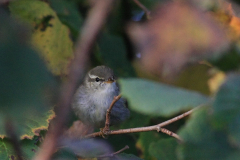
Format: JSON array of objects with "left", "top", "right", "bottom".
[{"left": 89, "top": 82, "right": 118, "bottom": 125}]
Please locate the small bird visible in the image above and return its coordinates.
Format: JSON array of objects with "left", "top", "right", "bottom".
[{"left": 72, "top": 66, "right": 130, "bottom": 128}]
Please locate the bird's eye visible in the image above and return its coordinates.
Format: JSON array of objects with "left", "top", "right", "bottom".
[{"left": 95, "top": 77, "right": 100, "bottom": 82}]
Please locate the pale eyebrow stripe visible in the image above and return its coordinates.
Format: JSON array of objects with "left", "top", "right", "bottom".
[
  {"left": 88, "top": 73, "right": 97, "bottom": 79},
  {"left": 88, "top": 73, "right": 104, "bottom": 79}
]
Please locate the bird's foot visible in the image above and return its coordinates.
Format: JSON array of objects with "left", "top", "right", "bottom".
[{"left": 100, "top": 127, "right": 110, "bottom": 139}]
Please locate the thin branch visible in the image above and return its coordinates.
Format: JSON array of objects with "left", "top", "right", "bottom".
[
  {"left": 132, "top": 0, "right": 151, "bottom": 19},
  {"left": 160, "top": 128, "right": 183, "bottom": 142},
  {"left": 98, "top": 145, "right": 129, "bottom": 158},
  {"left": 33, "top": 1, "right": 115, "bottom": 160},
  {"left": 103, "top": 95, "right": 122, "bottom": 133},
  {"left": 84, "top": 107, "right": 197, "bottom": 138}
]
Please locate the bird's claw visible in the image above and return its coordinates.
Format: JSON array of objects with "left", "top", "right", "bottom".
[{"left": 100, "top": 128, "right": 109, "bottom": 139}]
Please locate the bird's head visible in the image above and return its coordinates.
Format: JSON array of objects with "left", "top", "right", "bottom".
[{"left": 85, "top": 66, "right": 117, "bottom": 91}]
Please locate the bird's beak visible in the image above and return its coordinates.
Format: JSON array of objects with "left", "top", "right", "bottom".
[{"left": 105, "top": 76, "right": 115, "bottom": 83}]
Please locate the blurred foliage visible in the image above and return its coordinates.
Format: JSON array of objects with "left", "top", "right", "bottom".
[
  {"left": 207, "top": 69, "right": 226, "bottom": 94},
  {"left": 0, "top": 6, "right": 56, "bottom": 159},
  {"left": 0, "top": 110, "right": 55, "bottom": 140},
  {"left": 0, "top": 8, "right": 55, "bottom": 141},
  {"left": 211, "top": 74, "right": 240, "bottom": 145},
  {"left": 117, "top": 110, "right": 151, "bottom": 129},
  {"left": 177, "top": 75, "right": 240, "bottom": 159},
  {"left": 48, "top": 0, "right": 83, "bottom": 39},
  {"left": 9, "top": 0, "right": 74, "bottom": 76},
  {"left": 177, "top": 107, "right": 235, "bottom": 160},
  {"left": 149, "top": 138, "right": 178, "bottom": 160},
  {"left": 0, "top": 138, "right": 38, "bottom": 160},
  {"left": 119, "top": 78, "right": 209, "bottom": 116},
  {"left": 136, "top": 132, "right": 162, "bottom": 159},
  {"left": 127, "top": 1, "right": 229, "bottom": 77},
  {"left": 108, "top": 111, "right": 151, "bottom": 156},
  {"left": 210, "top": 46, "right": 240, "bottom": 71},
  {"left": 98, "top": 33, "right": 136, "bottom": 77},
  {"left": 173, "top": 64, "right": 211, "bottom": 95},
  {"left": 1, "top": 0, "right": 240, "bottom": 159},
  {"left": 114, "top": 153, "right": 144, "bottom": 160}
]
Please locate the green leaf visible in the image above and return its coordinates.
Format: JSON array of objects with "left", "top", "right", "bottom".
[
  {"left": 98, "top": 34, "right": 136, "bottom": 77},
  {"left": 0, "top": 10, "right": 55, "bottom": 139},
  {"left": 109, "top": 112, "right": 149, "bottom": 157},
  {"left": 0, "top": 139, "right": 15, "bottom": 160},
  {"left": 20, "top": 138, "right": 39, "bottom": 159},
  {"left": 174, "top": 64, "right": 211, "bottom": 95},
  {"left": 212, "top": 74, "right": 240, "bottom": 127},
  {"left": 136, "top": 132, "right": 162, "bottom": 159},
  {"left": 114, "top": 153, "right": 143, "bottom": 160},
  {"left": 107, "top": 1, "right": 127, "bottom": 34},
  {"left": 177, "top": 107, "right": 237, "bottom": 160},
  {"left": 211, "top": 74, "right": 240, "bottom": 145},
  {"left": 48, "top": 0, "right": 83, "bottom": 39},
  {"left": 119, "top": 78, "right": 209, "bottom": 116},
  {"left": 116, "top": 111, "right": 151, "bottom": 129},
  {"left": 149, "top": 138, "right": 178, "bottom": 160},
  {"left": 228, "top": 116, "right": 240, "bottom": 146},
  {"left": 9, "top": 0, "right": 74, "bottom": 76},
  {"left": 210, "top": 47, "right": 240, "bottom": 71},
  {"left": 0, "top": 138, "right": 38, "bottom": 160},
  {"left": 0, "top": 110, "right": 55, "bottom": 139},
  {"left": 18, "top": 110, "right": 55, "bottom": 139},
  {"left": 108, "top": 134, "right": 139, "bottom": 156}
]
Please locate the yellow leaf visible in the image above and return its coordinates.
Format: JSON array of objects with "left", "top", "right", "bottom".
[
  {"left": 9, "top": 0, "right": 73, "bottom": 76},
  {"left": 208, "top": 70, "right": 226, "bottom": 94}
]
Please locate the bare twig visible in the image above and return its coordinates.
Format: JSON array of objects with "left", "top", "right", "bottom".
[
  {"left": 132, "top": 0, "right": 151, "bottom": 19},
  {"left": 103, "top": 95, "right": 122, "bottom": 133},
  {"left": 84, "top": 107, "right": 197, "bottom": 138},
  {"left": 98, "top": 145, "right": 129, "bottom": 158},
  {"left": 160, "top": 128, "right": 183, "bottom": 142},
  {"left": 5, "top": 120, "right": 23, "bottom": 160},
  {"left": 33, "top": 1, "right": 115, "bottom": 160}
]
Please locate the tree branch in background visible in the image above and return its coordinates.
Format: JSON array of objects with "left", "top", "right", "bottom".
[
  {"left": 33, "top": 1, "right": 115, "bottom": 160},
  {"left": 132, "top": 0, "right": 151, "bottom": 19}
]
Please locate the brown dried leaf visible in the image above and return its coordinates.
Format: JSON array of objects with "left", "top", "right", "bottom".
[
  {"left": 208, "top": 1, "right": 240, "bottom": 49},
  {"left": 209, "top": 2, "right": 240, "bottom": 40},
  {"left": 128, "top": 2, "right": 229, "bottom": 77},
  {"left": 223, "top": 3, "right": 240, "bottom": 40}
]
